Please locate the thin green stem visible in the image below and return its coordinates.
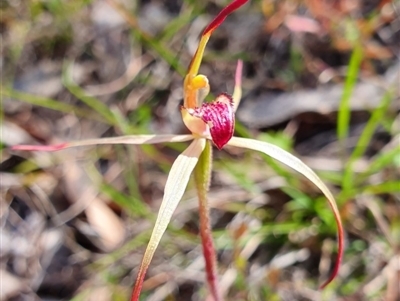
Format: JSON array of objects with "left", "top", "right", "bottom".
[
  {"left": 337, "top": 44, "right": 363, "bottom": 157},
  {"left": 341, "top": 89, "right": 394, "bottom": 194},
  {"left": 194, "top": 140, "right": 221, "bottom": 301}
]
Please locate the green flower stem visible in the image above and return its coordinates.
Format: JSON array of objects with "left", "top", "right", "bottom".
[{"left": 194, "top": 140, "right": 221, "bottom": 301}]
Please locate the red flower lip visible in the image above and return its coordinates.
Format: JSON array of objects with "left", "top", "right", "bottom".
[{"left": 189, "top": 93, "right": 235, "bottom": 149}]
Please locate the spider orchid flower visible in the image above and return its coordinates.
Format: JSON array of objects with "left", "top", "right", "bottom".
[{"left": 11, "top": 0, "right": 343, "bottom": 300}]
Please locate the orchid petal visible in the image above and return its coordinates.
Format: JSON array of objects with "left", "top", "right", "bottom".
[
  {"left": 11, "top": 134, "right": 194, "bottom": 152},
  {"left": 227, "top": 137, "right": 344, "bottom": 289},
  {"left": 131, "top": 138, "right": 206, "bottom": 301},
  {"left": 232, "top": 60, "right": 243, "bottom": 112}
]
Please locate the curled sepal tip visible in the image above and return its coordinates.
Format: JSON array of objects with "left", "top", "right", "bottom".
[
  {"left": 203, "top": 0, "right": 249, "bottom": 36},
  {"left": 11, "top": 143, "right": 69, "bottom": 152},
  {"left": 227, "top": 137, "right": 344, "bottom": 289}
]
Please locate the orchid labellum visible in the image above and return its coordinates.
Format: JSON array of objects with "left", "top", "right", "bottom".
[{"left": 12, "top": 0, "right": 344, "bottom": 300}]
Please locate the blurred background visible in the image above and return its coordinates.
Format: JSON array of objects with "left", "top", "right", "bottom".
[{"left": 1, "top": 0, "right": 399, "bottom": 300}]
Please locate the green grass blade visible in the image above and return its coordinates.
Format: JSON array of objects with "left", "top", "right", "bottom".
[
  {"left": 363, "top": 181, "right": 400, "bottom": 195},
  {"left": 62, "top": 61, "right": 118, "bottom": 125},
  {"left": 2, "top": 88, "right": 104, "bottom": 121},
  {"left": 349, "top": 91, "right": 393, "bottom": 159},
  {"left": 100, "top": 183, "right": 148, "bottom": 217},
  {"left": 337, "top": 45, "right": 363, "bottom": 150},
  {"left": 132, "top": 30, "right": 186, "bottom": 76},
  {"left": 159, "top": 9, "right": 195, "bottom": 42},
  {"left": 362, "top": 146, "right": 400, "bottom": 178},
  {"left": 342, "top": 89, "right": 394, "bottom": 192}
]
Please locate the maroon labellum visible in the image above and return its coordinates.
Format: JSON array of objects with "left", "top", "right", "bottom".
[{"left": 190, "top": 93, "right": 235, "bottom": 149}]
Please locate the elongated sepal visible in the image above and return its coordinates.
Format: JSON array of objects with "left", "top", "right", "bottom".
[
  {"left": 11, "top": 135, "right": 195, "bottom": 152},
  {"left": 184, "top": 0, "right": 249, "bottom": 108},
  {"left": 187, "top": 0, "right": 249, "bottom": 79},
  {"left": 227, "top": 137, "right": 344, "bottom": 289},
  {"left": 203, "top": 0, "right": 249, "bottom": 36},
  {"left": 130, "top": 139, "right": 206, "bottom": 301},
  {"left": 186, "top": 93, "right": 235, "bottom": 150}
]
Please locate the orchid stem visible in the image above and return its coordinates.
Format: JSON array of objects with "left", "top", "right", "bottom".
[{"left": 194, "top": 140, "right": 221, "bottom": 301}]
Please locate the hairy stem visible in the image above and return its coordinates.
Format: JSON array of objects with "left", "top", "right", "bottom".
[{"left": 194, "top": 140, "right": 221, "bottom": 301}]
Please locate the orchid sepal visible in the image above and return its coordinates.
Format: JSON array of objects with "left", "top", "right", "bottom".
[
  {"left": 10, "top": 134, "right": 195, "bottom": 152},
  {"left": 130, "top": 138, "right": 206, "bottom": 300},
  {"left": 227, "top": 137, "right": 344, "bottom": 289},
  {"left": 183, "top": 0, "right": 249, "bottom": 109}
]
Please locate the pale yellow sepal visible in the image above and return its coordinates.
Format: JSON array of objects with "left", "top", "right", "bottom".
[
  {"left": 67, "top": 134, "right": 195, "bottom": 148},
  {"left": 135, "top": 138, "right": 206, "bottom": 286},
  {"left": 227, "top": 136, "right": 343, "bottom": 288}
]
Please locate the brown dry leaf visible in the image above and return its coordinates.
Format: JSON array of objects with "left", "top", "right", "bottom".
[
  {"left": 0, "top": 269, "right": 25, "bottom": 300},
  {"left": 238, "top": 60, "right": 400, "bottom": 128},
  {"left": 364, "top": 42, "right": 394, "bottom": 59},
  {"left": 385, "top": 255, "right": 400, "bottom": 301},
  {"left": 62, "top": 160, "right": 125, "bottom": 251},
  {"left": 264, "top": 11, "right": 285, "bottom": 32},
  {"left": 1, "top": 121, "right": 33, "bottom": 146},
  {"left": 0, "top": 173, "right": 23, "bottom": 190},
  {"left": 87, "top": 286, "right": 112, "bottom": 301},
  {"left": 85, "top": 198, "right": 125, "bottom": 251},
  {"left": 13, "top": 61, "right": 63, "bottom": 98}
]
